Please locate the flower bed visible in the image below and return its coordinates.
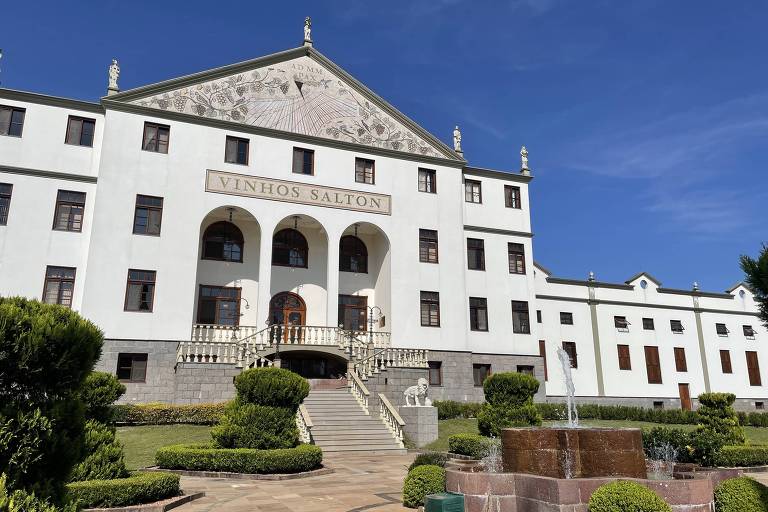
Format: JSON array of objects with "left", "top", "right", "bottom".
[{"left": 154, "top": 443, "right": 322, "bottom": 474}]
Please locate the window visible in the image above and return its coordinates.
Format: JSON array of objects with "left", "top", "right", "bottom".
[
  {"left": 670, "top": 320, "right": 684, "bottom": 333},
  {"left": 428, "top": 361, "right": 442, "bottom": 386},
  {"left": 517, "top": 365, "right": 534, "bottom": 376},
  {"left": 720, "top": 350, "right": 732, "bottom": 374},
  {"left": 653, "top": 401, "right": 664, "bottom": 410},
  {"left": 339, "top": 235, "right": 368, "bottom": 273},
  {"left": 746, "top": 351, "right": 762, "bottom": 386},
  {"left": 124, "top": 269, "right": 156, "bottom": 312},
  {"left": 420, "top": 291, "right": 440, "bottom": 327},
  {"left": 504, "top": 185, "right": 521, "bottom": 209},
  {"left": 757, "top": 402, "right": 765, "bottom": 411},
  {"left": 466, "top": 238, "right": 485, "bottom": 270},
  {"left": 0, "top": 183, "right": 12, "bottom": 225},
  {"left": 716, "top": 323, "right": 729, "bottom": 336},
  {"left": 42, "top": 266, "right": 76, "bottom": 307},
  {"left": 508, "top": 242, "right": 526, "bottom": 274},
  {"left": 272, "top": 228, "right": 308, "bottom": 268},
  {"left": 116, "top": 353, "right": 147, "bottom": 382},
  {"left": 464, "top": 179, "right": 482, "bottom": 203},
  {"left": 419, "top": 229, "right": 439, "bottom": 263},
  {"left": 473, "top": 363, "right": 491, "bottom": 386},
  {"left": 644, "top": 346, "right": 662, "bottom": 384},
  {"left": 539, "top": 340, "right": 548, "bottom": 381},
  {"left": 469, "top": 297, "right": 488, "bottom": 331},
  {"left": 203, "top": 221, "right": 244, "bottom": 262},
  {"left": 133, "top": 195, "right": 163, "bottom": 235},
  {"left": 536, "top": 310, "right": 542, "bottom": 323},
  {"left": 65, "top": 116, "right": 95, "bottom": 147},
  {"left": 142, "top": 122, "right": 169, "bottom": 153},
  {"left": 53, "top": 190, "right": 86, "bottom": 232},
  {"left": 560, "top": 312, "right": 574, "bottom": 325},
  {"left": 617, "top": 344, "right": 631, "bottom": 370},
  {"left": 355, "top": 158, "right": 375, "bottom": 184},
  {"left": 197, "top": 285, "right": 241, "bottom": 326},
  {"left": 292, "top": 147, "right": 315, "bottom": 175},
  {"left": 0, "top": 105, "right": 25, "bottom": 137},
  {"left": 225, "top": 136, "right": 249, "bottom": 165},
  {"left": 642, "top": 318, "right": 655, "bottom": 330},
  {"left": 674, "top": 347, "right": 687, "bottom": 372},
  {"left": 562, "top": 341, "right": 578, "bottom": 368},
  {"left": 338, "top": 295, "right": 367, "bottom": 331},
  {"left": 744, "top": 325, "right": 756, "bottom": 339},
  {"left": 512, "top": 301, "right": 531, "bottom": 334},
  {"left": 418, "top": 168, "right": 436, "bottom": 193},
  {"left": 614, "top": 316, "right": 629, "bottom": 330}
]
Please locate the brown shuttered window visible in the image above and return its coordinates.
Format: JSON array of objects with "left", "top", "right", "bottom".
[
  {"left": 419, "top": 229, "right": 438, "bottom": 263},
  {"left": 644, "top": 346, "right": 662, "bottom": 384},
  {"left": 43, "top": 266, "right": 76, "bottom": 308},
  {"left": 539, "top": 340, "right": 547, "bottom": 381},
  {"left": 355, "top": 158, "right": 375, "bottom": 184},
  {"left": 617, "top": 344, "right": 631, "bottom": 370},
  {"left": 292, "top": 147, "right": 314, "bottom": 175},
  {"left": 674, "top": 347, "right": 687, "bottom": 372},
  {"left": 418, "top": 168, "right": 436, "bottom": 193},
  {"left": 142, "top": 122, "right": 170, "bottom": 153},
  {"left": 225, "top": 136, "right": 249, "bottom": 164},
  {"left": 464, "top": 179, "right": 482, "bottom": 203},
  {"left": 562, "top": 341, "right": 578, "bottom": 368},
  {"left": 746, "top": 351, "right": 762, "bottom": 386},
  {"left": 720, "top": 350, "right": 732, "bottom": 374},
  {"left": 504, "top": 185, "right": 521, "bottom": 209},
  {"left": 420, "top": 291, "right": 440, "bottom": 327},
  {"left": 508, "top": 243, "right": 526, "bottom": 274}
]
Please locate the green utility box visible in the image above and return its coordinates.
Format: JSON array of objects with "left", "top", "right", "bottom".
[{"left": 424, "top": 492, "right": 465, "bottom": 512}]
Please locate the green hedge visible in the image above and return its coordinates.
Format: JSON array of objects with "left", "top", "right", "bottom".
[
  {"left": 402, "top": 465, "right": 445, "bottom": 508},
  {"left": 714, "top": 477, "right": 768, "bottom": 512},
  {"left": 155, "top": 443, "right": 322, "bottom": 474},
  {"left": 211, "top": 403, "right": 298, "bottom": 449},
  {"left": 588, "top": 481, "right": 671, "bottom": 512},
  {"left": 408, "top": 452, "right": 448, "bottom": 471},
  {"left": 713, "top": 445, "right": 768, "bottom": 467},
  {"left": 65, "top": 472, "right": 180, "bottom": 509},
  {"left": 433, "top": 401, "right": 482, "bottom": 420},
  {"left": 448, "top": 434, "right": 494, "bottom": 459},
  {"left": 113, "top": 402, "right": 228, "bottom": 425},
  {"left": 233, "top": 368, "right": 309, "bottom": 411}
]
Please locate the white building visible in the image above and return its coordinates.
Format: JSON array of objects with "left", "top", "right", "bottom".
[{"left": 0, "top": 37, "right": 765, "bottom": 410}]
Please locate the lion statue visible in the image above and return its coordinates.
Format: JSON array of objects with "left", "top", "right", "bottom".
[{"left": 403, "top": 377, "right": 430, "bottom": 407}]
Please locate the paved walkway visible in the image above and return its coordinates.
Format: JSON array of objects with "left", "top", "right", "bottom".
[
  {"left": 745, "top": 471, "right": 768, "bottom": 486},
  {"left": 177, "top": 452, "right": 415, "bottom": 512}
]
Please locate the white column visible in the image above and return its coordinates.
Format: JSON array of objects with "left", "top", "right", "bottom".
[
  {"left": 256, "top": 221, "right": 276, "bottom": 330},
  {"left": 326, "top": 229, "right": 340, "bottom": 328}
]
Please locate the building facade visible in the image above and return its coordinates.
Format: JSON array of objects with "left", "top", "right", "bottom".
[{"left": 0, "top": 42, "right": 765, "bottom": 410}]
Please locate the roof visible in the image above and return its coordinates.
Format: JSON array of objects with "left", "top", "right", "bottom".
[{"left": 625, "top": 272, "right": 663, "bottom": 286}]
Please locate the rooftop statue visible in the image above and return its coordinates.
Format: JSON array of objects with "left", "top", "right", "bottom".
[
  {"left": 108, "top": 59, "right": 120, "bottom": 94},
  {"left": 304, "top": 17, "right": 312, "bottom": 44},
  {"left": 453, "top": 125, "right": 462, "bottom": 153},
  {"left": 520, "top": 145, "right": 529, "bottom": 170}
]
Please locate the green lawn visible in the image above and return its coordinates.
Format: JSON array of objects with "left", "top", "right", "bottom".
[{"left": 116, "top": 425, "right": 211, "bottom": 470}]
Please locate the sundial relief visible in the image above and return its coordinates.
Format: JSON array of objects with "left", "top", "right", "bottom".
[{"left": 131, "top": 56, "right": 441, "bottom": 157}]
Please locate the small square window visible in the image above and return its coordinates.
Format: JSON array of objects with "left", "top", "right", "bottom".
[
  {"left": 464, "top": 179, "right": 482, "bottom": 203},
  {"left": 715, "top": 323, "right": 729, "bottom": 336},
  {"left": 756, "top": 402, "right": 765, "bottom": 410},
  {"left": 473, "top": 363, "right": 491, "bottom": 386},
  {"left": 418, "top": 168, "right": 436, "bottom": 193},
  {"left": 504, "top": 185, "right": 521, "bottom": 209},
  {"left": 292, "top": 147, "right": 314, "bottom": 175},
  {"left": 65, "top": 116, "right": 96, "bottom": 147},
  {"left": 225, "top": 136, "right": 249, "bottom": 165},
  {"left": 744, "top": 325, "right": 756, "bottom": 339},
  {"left": 0, "top": 105, "right": 26, "bottom": 137},
  {"left": 116, "top": 353, "right": 147, "bottom": 382},
  {"left": 653, "top": 401, "right": 664, "bottom": 410},
  {"left": 142, "top": 122, "right": 170, "bottom": 153},
  {"left": 517, "top": 365, "right": 534, "bottom": 376},
  {"left": 670, "top": 320, "right": 684, "bottom": 333},
  {"left": 560, "top": 312, "right": 573, "bottom": 325},
  {"left": 355, "top": 158, "right": 375, "bottom": 184},
  {"left": 642, "top": 318, "right": 655, "bottom": 330},
  {"left": 428, "top": 361, "right": 442, "bottom": 386},
  {"left": 614, "top": 316, "right": 629, "bottom": 330}
]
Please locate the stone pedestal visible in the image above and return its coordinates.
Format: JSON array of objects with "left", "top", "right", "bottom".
[{"left": 398, "top": 406, "right": 438, "bottom": 448}]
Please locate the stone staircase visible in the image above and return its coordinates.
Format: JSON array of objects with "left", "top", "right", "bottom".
[{"left": 302, "top": 389, "right": 406, "bottom": 454}]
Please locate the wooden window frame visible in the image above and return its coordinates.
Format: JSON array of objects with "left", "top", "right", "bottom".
[
  {"left": 473, "top": 363, "right": 491, "bottom": 387},
  {"left": 418, "top": 168, "right": 437, "bottom": 193},
  {"left": 644, "top": 346, "right": 662, "bottom": 384},
  {"left": 466, "top": 238, "right": 486, "bottom": 271},
  {"left": 141, "top": 122, "right": 170, "bottom": 154},
  {"left": 428, "top": 361, "right": 443, "bottom": 386},
  {"left": 197, "top": 284, "right": 242, "bottom": 326},
  {"left": 562, "top": 341, "right": 578, "bottom": 368},
  {"left": 339, "top": 235, "right": 368, "bottom": 273},
  {"left": 272, "top": 228, "right": 309, "bottom": 268},
  {"left": 512, "top": 300, "right": 531, "bottom": 334},
  {"left": 420, "top": 291, "right": 440, "bottom": 327},
  {"left": 419, "top": 229, "right": 439, "bottom": 263},
  {"left": 720, "top": 350, "right": 733, "bottom": 374},
  {"left": 746, "top": 351, "right": 762, "bottom": 386},
  {"left": 642, "top": 317, "right": 655, "bottom": 330},
  {"left": 517, "top": 365, "right": 535, "bottom": 377},
  {"left": 133, "top": 194, "right": 164, "bottom": 236},
  {"left": 64, "top": 115, "right": 96, "bottom": 147},
  {"left": 0, "top": 105, "right": 26, "bottom": 137},
  {"left": 42, "top": 265, "right": 76, "bottom": 308},
  {"left": 469, "top": 297, "right": 489, "bottom": 332},
  {"left": 124, "top": 269, "right": 157, "bottom": 312},
  {"left": 337, "top": 294, "right": 368, "bottom": 332},
  {"left": 203, "top": 221, "right": 245, "bottom": 263},
  {"left": 0, "top": 183, "right": 12, "bottom": 225},
  {"left": 225, "top": 135, "right": 250, "bottom": 165},
  {"left": 508, "top": 242, "right": 526, "bottom": 274},
  {"left": 116, "top": 353, "right": 148, "bottom": 383},
  {"left": 52, "top": 189, "right": 86, "bottom": 232},
  {"left": 464, "top": 179, "right": 482, "bottom": 203},
  {"left": 292, "top": 147, "right": 315, "bottom": 175},
  {"left": 617, "top": 344, "right": 631, "bottom": 370},
  {"left": 674, "top": 347, "right": 688, "bottom": 372},
  {"left": 560, "top": 312, "right": 574, "bottom": 325},
  {"left": 354, "top": 157, "right": 375, "bottom": 185},
  {"left": 504, "top": 185, "right": 521, "bottom": 209}
]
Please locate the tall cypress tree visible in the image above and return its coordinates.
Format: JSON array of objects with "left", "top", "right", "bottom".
[{"left": 740, "top": 244, "right": 768, "bottom": 328}]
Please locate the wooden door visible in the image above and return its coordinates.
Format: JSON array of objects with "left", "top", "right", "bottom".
[
  {"left": 678, "top": 383, "right": 691, "bottom": 411},
  {"left": 269, "top": 292, "right": 306, "bottom": 343},
  {"left": 746, "top": 351, "right": 762, "bottom": 386}
]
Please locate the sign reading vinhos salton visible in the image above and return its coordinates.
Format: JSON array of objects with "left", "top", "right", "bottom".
[{"left": 206, "top": 170, "right": 391, "bottom": 215}]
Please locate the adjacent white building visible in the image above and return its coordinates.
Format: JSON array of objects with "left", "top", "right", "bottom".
[{"left": 0, "top": 37, "right": 765, "bottom": 409}]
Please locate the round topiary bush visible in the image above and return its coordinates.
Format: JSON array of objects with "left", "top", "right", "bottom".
[
  {"left": 211, "top": 403, "right": 299, "bottom": 449},
  {"left": 714, "top": 477, "right": 768, "bottom": 512},
  {"left": 588, "top": 481, "right": 671, "bottom": 512},
  {"left": 477, "top": 403, "right": 542, "bottom": 437},
  {"left": 482, "top": 372, "right": 540, "bottom": 407},
  {"left": 402, "top": 464, "right": 446, "bottom": 508},
  {"left": 77, "top": 372, "right": 126, "bottom": 424},
  {"left": 233, "top": 367, "right": 310, "bottom": 411},
  {"left": 448, "top": 433, "right": 494, "bottom": 459}
]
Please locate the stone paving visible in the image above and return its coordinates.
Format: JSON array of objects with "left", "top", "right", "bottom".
[{"left": 177, "top": 452, "right": 415, "bottom": 512}]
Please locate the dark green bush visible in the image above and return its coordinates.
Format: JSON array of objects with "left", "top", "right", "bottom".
[
  {"left": 692, "top": 392, "right": 745, "bottom": 465},
  {"left": 448, "top": 434, "right": 493, "bottom": 459},
  {"left": 0, "top": 297, "right": 103, "bottom": 503},
  {"left": 211, "top": 403, "right": 298, "bottom": 449},
  {"left": 66, "top": 472, "right": 180, "bottom": 509},
  {"left": 483, "top": 372, "right": 539, "bottom": 407},
  {"left": 234, "top": 368, "right": 310, "bottom": 411},
  {"left": 433, "top": 401, "right": 482, "bottom": 420},
  {"left": 408, "top": 452, "right": 448, "bottom": 471},
  {"left": 642, "top": 426, "right": 695, "bottom": 463},
  {"left": 113, "top": 402, "right": 228, "bottom": 425},
  {"left": 713, "top": 445, "right": 768, "bottom": 467},
  {"left": 77, "top": 372, "right": 126, "bottom": 424},
  {"left": 0, "top": 474, "right": 75, "bottom": 512},
  {"left": 588, "top": 480, "right": 671, "bottom": 512},
  {"left": 69, "top": 420, "right": 128, "bottom": 482},
  {"left": 155, "top": 443, "right": 323, "bottom": 474},
  {"left": 714, "top": 477, "right": 768, "bottom": 512},
  {"left": 537, "top": 402, "right": 700, "bottom": 424},
  {"left": 402, "top": 465, "right": 445, "bottom": 508},
  {"left": 477, "top": 403, "right": 541, "bottom": 437}
]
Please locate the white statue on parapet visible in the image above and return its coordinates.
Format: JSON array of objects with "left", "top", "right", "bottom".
[
  {"left": 453, "top": 125, "right": 462, "bottom": 153},
  {"left": 520, "top": 145, "right": 529, "bottom": 170},
  {"left": 107, "top": 59, "right": 120, "bottom": 95},
  {"left": 403, "top": 377, "right": 431, "bottom": 407},
  {"left": 303, "top": 17, "right": 312, "bottom": 44}
]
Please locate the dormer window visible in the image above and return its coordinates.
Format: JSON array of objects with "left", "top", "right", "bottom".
[
  {"left": 744, "top": 325, "right": 756, "bottom": 339},
  {"left": 715, "top": 323, "right": 729, "bottom": 336},
  {"left": 670, "top": 320, "right": 684, "bottom": 333},
  {"left": 614, "top": 316, "right": 629, "bottom": 331}
]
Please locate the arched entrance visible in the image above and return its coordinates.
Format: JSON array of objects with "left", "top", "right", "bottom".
[
  {"left": 279, "top": 350, "right": 347, "bottom": 380},
  {"left": 269, "top": 292, "right": 306, "bottom": 342}
]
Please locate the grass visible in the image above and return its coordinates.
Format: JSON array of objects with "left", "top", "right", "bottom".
[
  {"left": 116, "top": 425, "right": 212, "bottom": 470},
  {"left": 422, "top": 419, "right": 768, "bottom": 452}
]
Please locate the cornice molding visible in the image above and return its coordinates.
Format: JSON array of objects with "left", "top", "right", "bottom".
[
  {"left": 0, "top": 165, "right": 97, "bottom": 184},
  {"left": 546, "top": 277, "right": 634, "bottom": 290},
  {"left": 463, "top": 225, "right": 533, "bottom": 238},
  {"left": 536, "top": 294, "right": 759, "bottom": 317},
  {"left": 463, "top": 166, "right": 533, "bottom": 183},
  {"left": 0, "top": 88, "right": 104, "bottom": 114},
  {"left": 658, "top": 287, "right": 733, "bottom": 299}
]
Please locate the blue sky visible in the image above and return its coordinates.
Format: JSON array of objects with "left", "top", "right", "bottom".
[{"left": 3, "top": 1, "right": 765, "bottom": 291}]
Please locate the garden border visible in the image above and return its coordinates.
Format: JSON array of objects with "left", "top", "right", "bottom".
[
  {"left": 82, "top": 492, "right": 205, "bottom": 512},
  {"left": 142, "top": 466, "right": 334, "bottom": 480}
]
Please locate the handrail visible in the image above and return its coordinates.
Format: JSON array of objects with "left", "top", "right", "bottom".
[
  {"left": 378, "top": 393, "right": 405, "bottom": 447},
  {"left": 348, "top": 370, "right": 370, "bottom": 414},
  {"left": 296, "top": 404, "right": 313, "bottom": 444},
  {"left": 378, "top": 393, "right": 404, "bottom": 426}
]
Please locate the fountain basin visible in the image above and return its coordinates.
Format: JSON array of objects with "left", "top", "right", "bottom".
[{"left": 502, "top": 427, "right": 647, "bottom": 479}]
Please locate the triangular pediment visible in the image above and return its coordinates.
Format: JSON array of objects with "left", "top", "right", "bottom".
[{"left": 109, "top": 47, "right": 460, "bottom": 161}]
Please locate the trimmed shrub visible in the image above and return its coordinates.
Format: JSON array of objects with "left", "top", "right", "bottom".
[
  {"left": 477, "top": 403, "right": 541, "bottom": 437},
  {"left": 402, "top": 465, "right": 445, "bottom": 508},
  {"left": 69, "top": 420, "right": 128, "bottom": 482},
  {"left": 66, "top": 472, "right": 180, "bottom": 509},
  {"left": 234, "top": 368, "right": 310, "bottom": 411},
  {"left": 448, "top": 434, "right": 493, "bottom": 459},
  {"left": 211, "top": 403, "right": 298, "bottom": 449},
  {"left": 77, "top": 373, "right": 125, "bottom": 424},
  {"left": 155, "top": 443, "right": 323, "bottom": 474},
  {"left": 113, "top": 402, "right": 228, "bottom": 425},
  {"left": 0, "top": 474, "right": 75, "bottom": 512},
  {"left": 713, "top": 445, "right": 768, "bottom": 467},
  {"left": 714, "top": 477, "right": 768, "bottom": 512},
  {"left": 483, "top": 372, "right": 540, "bottom": 407},
  {"left": 692, "top": 392, "right": 745, "bottom": 466},
  {"left": 642, "top": 426, "right": 695, "bottom": 463},
  {"left": 408, "top": 452, "right": 448, "bottom": 471},
  {"left": 588, "top": 480, "right": 671, "bottom": 512}
]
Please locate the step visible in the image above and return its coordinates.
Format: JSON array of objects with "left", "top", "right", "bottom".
[
  {"left": 311, "top": 424, "right": 387, "bottom": 432},
  {"left": 320, "top": 445, "right": 406, "bottom": 454},
  {"left": 312, "top": 433, "right": 396, "bottom": 441},
  {"left": 313, "top": 439, "right": 398, "bottom": 448}
]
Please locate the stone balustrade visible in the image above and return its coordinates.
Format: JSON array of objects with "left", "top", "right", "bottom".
[
  {"left": 354, "top": 346, "right": 429, "bottom": 379},
  {"left": 378, "top": 393, "right": 405, "bottom": 448},
  {"left": 296, "top": 404, "right": 313, "bottom": 444},
  {"left": 348, "top": 371, "right": 370, "bottom": 414}
]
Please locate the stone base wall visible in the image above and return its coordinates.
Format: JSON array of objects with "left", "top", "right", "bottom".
[
  {"left": 546, "top": 395, "right": 767, "bottom": 412},
  {"left": 96, "top": 339, "right": 179, "bottom": 404}
]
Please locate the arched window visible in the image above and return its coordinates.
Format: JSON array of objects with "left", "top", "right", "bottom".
[
  {"left": 339, "top": 235, "right": 368, "bottom": 273},
  {"left": 202, "top": 221, "right": 244, "bottom": 262},
  {"left": 272, "top": 228, "right": 308, "bottom": 268}
]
